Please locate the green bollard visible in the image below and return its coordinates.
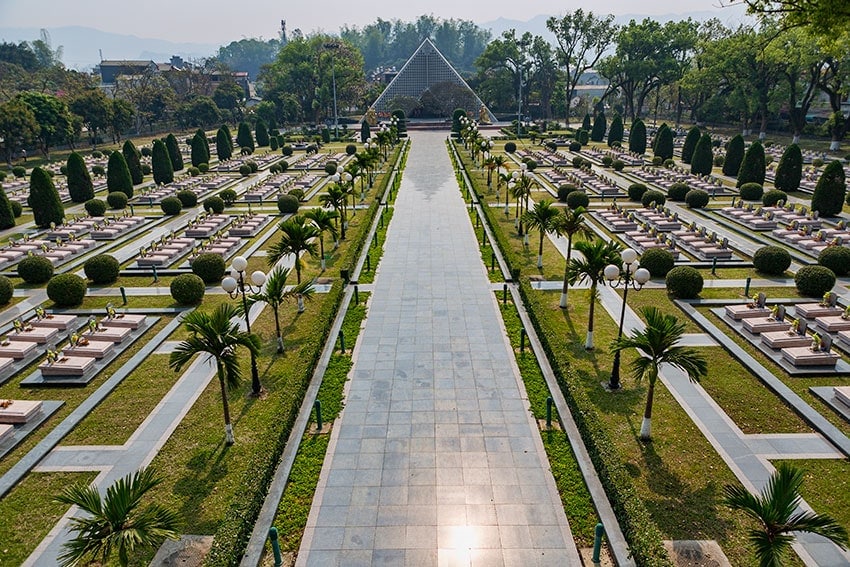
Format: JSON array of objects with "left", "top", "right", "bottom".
[
  {"left": 490, "top": 252, "right": 495, "bottom": 272},
  {"left": 338, "top": 330, "right": 345, "bottom": 353},
  {"left": 152, "top": 265, "right": 158, "bottom": 282},
  {"left": 481, "top": 226, "right": 486, "bottom": 247},
  {"left": 744, "top": 276, "right": 751, "bottom": 297},
  {"left": 503, "top": 283, "right": 508, "bottom": 305},
  {"left": 373, "top": 232, "right": 378, "bottom": 248},
  {"left": 592, "top": 523, "right": 605, "bottom": 563},
  {"left": 475, "top": 215, "right": 480, "bottom": 227},
  {"left": 546, "top": 396, "right": 553, "bottom": 428},
  {"left": 520, "top": 328, "right": 526, "bottom": 353},
  {"left": 314, "top": 400, "right": 323, "bottom": 431},
  {"left": 129, "top": 204, "right": 135, "bottom": 216},
  {"left": 354, "top": 285, "right": 359, "bottom": 306},
  {"left": 712, "top": 257, "right": 717, "bottom": 275},
  {"left": 366, "top": 254, "right": 371, "bottom": 273},
  {"left": 120, "top": 286, "right": 127, "bottom": 305},
  {"left": 269, "top": 527, "right": 283, "bottom": 567}
]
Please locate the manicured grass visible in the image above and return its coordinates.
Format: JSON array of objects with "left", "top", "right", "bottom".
[
  {"left": 772, "top": 458, "right": 850, "bottom": 531},
  {"left": 622, "top": 288, "right": 703, "bottom": 334},
  {"left": 358, "top": 207, "right": 393, "bottom": 284},
  {"left": 0, "top": 471, "right": 97, "bottom": 564}
]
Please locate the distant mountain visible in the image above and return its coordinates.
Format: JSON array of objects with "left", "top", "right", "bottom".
[
  {"left": 481, "top": 6, "right": 752, "bottom": 41},
  {"left": 0, "top": 26, "right": 218, "bottom": 70}
]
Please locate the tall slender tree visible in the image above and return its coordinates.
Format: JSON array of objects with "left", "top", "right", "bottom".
[
  {"left": 303, "top": 207, "right": 339, "bottom": 270},
  {"left": 737, "top": 140, "right": 766, "bottom": 187},
  {"left": 629, "top": 118, "right": 647, "bottom": 154},
  {"left": 267, "top": 216, "right": 320, "bottom": 283},
  {"left": 27, "top": 167, "right": 65, "bottom": 228},
  {"left": 567, "top": 239, "right": 622, "bottom": 349},
  {"left": 164, "top": 133, "right": 184, "bottom": 171},
  {"left": 0, "top": 187, "right": 16, "bottom": 229},
  {"left": 255, "top": 119, "right": 270, "bottom": 147},
  {"left": 122, "top": 139, "right": 143, "bottom": 185},
  {"left": 690, "top": 133, "right": 714, "bottom": 176},
  {"left": 191, "top": 132, "right": 208, "bottom": 167},
  {"left": 151, "top": 139, "right": 174, "bottom": 185},
  {"left": 774, "top": 144, "right": 803, "bottom": 192},
  {"left": 216, "top": 126, "right": 232, "bottom": 161},
  {"left": 522, "top": 200, "right": 560, "bottom": 269},
  {"left": 723, "top": 134, "right": 746, "bottom": 177},
  {"left": 107, "top": 150, "right": 134, "bottom": 198},
  {"left": 66, "top": 152, "right": 95, "bottom": 203},
  {"left": 555, "top": 206, "right": 594, "bottom": 308},
  {"left": 243, "top": 266, "right": 315, "bottom": 352},
  {"left": 681, "top": 126, "right": 701, "bottom": 164}
]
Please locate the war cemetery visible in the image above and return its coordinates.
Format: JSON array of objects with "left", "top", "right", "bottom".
[{"left": 0, "top": 3, "right": 850, "bottom": 566}]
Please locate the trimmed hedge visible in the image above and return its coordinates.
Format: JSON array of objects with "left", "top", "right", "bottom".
[
  {"left": 775, "top": 144, "right": 802, "bottom": 192},
  {"left": 811, "top": 160, "right": 846, "bottom": 217},
  {"left": 170, "top": 273, "right": 205, "bottom": 305},
  {"left": 18, "top": 255, "right": 54, "bottom": 284},
  {"left": 723, "top": 134, "right": 745, "bottom": 177},
  {"left": 203, "top": 196, "right": 225, "bottom": 214},
  {"left": 762, "top": 189, "right": 787, "bottom": 207},
  {"left": 85, "top": 199, "right": 107, "bottom": 216},
  {"left": 191, "top": 253, "right": 226, "bottom": 283},
  {"left": 752, "top": 246, "right": 791, "bottom": 275},
  {"left": 640, "top": 248, "right": 675, "bottom": 277},
  {"left": 46, "top": 273, "right": 87, "bottom": 306},
  {"left": 795, "top": 265, "right": 836, "bottom": 297},
  {"left": 685, "top": 189, "right": 709, "bottom": 209},
  {"left": 628, "top": 118, "right": 646, "bottom": 155},
  {"left": 739, "top": 182, "right": 764, "bottom": 201},
  {"left": 107, "top": 191, "right": 128, "bottom": 209},
  {"left": 11, "top": 201, "right": 22, "bottom": 218},
  {"left": 818, "top": 246, "right": 850, "bottom": 277},
  {"left": 504, "top": 142, "right": 517, "bottom": 153},
  {"left": 277, "top": 194, "right": 300, "bottom": 214},
  {"left": 666, "top": 266, "right": 704, "bottom": 298},
  {"left": 177, "top": 190, "right": 198, "bottom": 208},
  {"left": 690, "top": 133, "right": 714, "bottom": 176},
  {"left": 0, "top": 275, "right": 13, "bottom": 305},
  {"left": 681, "top": 127, "right": 700, "bottom": 164},
  {"left": 220, "top": 189, "right": 237, "bottom": 206},
  {"left": 641, "top": 190, "right": 666, "bottom": 207},
  {"left": 84, "top": 254, "right": 120, "bottom": 284},
  {"left": 627, "top": 183, "right": 648, "bottom": 202},
  {"left": 566, "top": 190, "right": 589, "bottom": 210},
  {"left": 161, "top": 196, "right": 183, "bottom": 215},
  {"left": 736, "top": 141, "right": 765, "bottom": 187},
  {"left": 668, "top": 182, "right": 690, "bottom": 202},
  {"left": 557, "top": 184, "right": 577, "bottom": 202}
]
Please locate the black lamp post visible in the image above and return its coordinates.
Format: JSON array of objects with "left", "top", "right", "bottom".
[
  {"left": 604, "top": 248, "right": 650, "bottom": 390},
  {"left": 222, "top": 255, "right": 266, "bottom": 396}
]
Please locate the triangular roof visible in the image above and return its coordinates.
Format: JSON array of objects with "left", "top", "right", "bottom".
[{"left": 371, "top": 38, "right": 495, "bottom": 122}]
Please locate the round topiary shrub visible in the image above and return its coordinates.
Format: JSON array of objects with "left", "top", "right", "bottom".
[
  {"left": 818, "top": 246, "right": 850, "bottom": 277},
  {"left": 612, "top": 160, "right": 625, "bottom": 171},
  {"left": 12, "top": 166, "right": 26, "bottom": 178},
  {"left": 663, "top": 158, "right": 675, "bottom": 168},
  {"left": 141, "top": 147, "right": 152, "bottom": 157},
  {"left": 191, "top": 253, "right": 226, "bottom": 284},
  {"left": 714, "top": 155, "right": 725, "bottom": 167},
  {"left": 566, "top": 190, "right": 590, "bottom": 209},
  {"left": 628, "top": 183, "right": 648, "bottom": 202},
  {"left": 557, "top": 184, "right": 577, "bottom": 202},
  {"left": 141, "top": 164, "right": 152, "bottom": 175},
  {"left": 685, "top": 189, "right": 710, "bottom": 209},
  {"left": 739, "top": 182, "right": 764, "bottom": 201},
  {"left": 10, "top": 201, "right": 22, "bottom": 218},
  {"left": 277, "top": 194, "right": 299, "bottom": 214},
  {"left": 239, "top": 164, "right": 251, "bottom": 176},
  {"left": 763, "top": 189, "right": 787, "bottom": 207},
  {"left": 795, "top": 265, "right": 836, "bottom": 297},
  {"left": 572, "top": 156, "right": 585, "bottom": 168},
  {"left": 46, "top": 273, "right": 87, "bottom": 307},
  {"left": 220, "top": 188, "right": 237, "bottom": 206},
  {"left": 346, "top": 144, "right": 357, "bottom": 155},
  {"left": 106, "top": 191, "right": 128, "bottom": 209},
  {"left": 198, "top": 163, "right": 209, "bottom": 173},
  {"left": 569, "top": 141, "right": 581, "bottom": 152},
  {"left": 668, "top": 182, "right": 690, "bottom": 202},
  {"left": 324, "top": 162, "right": 337, "bottom": 175},
  {"left": 0, "top": 275, "right": 13, "bottom": 305},
  {"left": 282, "top": 145, "right": 293, "bottom": 157},
  {"left": 641, "top": 190, "right": 666, "bottom": 207},
  {"left": 91, "top": 150, "right": 103, "bottom": 158},
  {"left": 652, "top": 156, "right": 663, "bottom": 166},
  {"left": 203, "top": 196, "right": 225, "bottom": 214},
  {"left": 18, "top": 255, "right": 54, "bottom": 284},
  {"left": 85, "top": 198, "right": 107, "bottom": 217},
  {"left": 288, "top": 188, "right": 305, "bottom": 201},
  {"left": 177, "top": 190, "right": 198, "bottom": 208},
  {"left": 812, "top": 158, "right": 824, "bottom": 167},
  {"left": 170, "top": 273, "right": 205, "bottom": 305},
  {"left": 92, "top": 165, "right": 105, "bottom": 176},
  {"left": 666, "top": 266, "right": 704, "bottom": 299},
  {"left": 84, "top": 254, "right": 120, "bottom": 284},
  {"left": 160, "top": 196, "right": 183, "bottom": 215},
  {"left": 640, "top": 248, "right": 675, "bottom": 277},
  {"left": 247, "top": 161, "right": 258, "bottom": 173},
  {"left": 188, "top": 166, "right": 200, "bottom": 176},
  {"left": 601, "top": 156, "right": 613, "bottom": 167},
  {"left": 504, "top": 142, "right": 517, "bottom": 153},
  {"left": 752, "top": 246, "right": 791, "bottom": 275}
]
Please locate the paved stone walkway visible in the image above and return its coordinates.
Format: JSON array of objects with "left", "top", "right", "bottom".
[{"left": 296, "top": 131, "right": 581, "bottom": 566}]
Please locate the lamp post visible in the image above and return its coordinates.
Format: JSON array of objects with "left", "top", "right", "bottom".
[
  {"left": 603, "top": 248, "right": 650, "bottom": 390},
  {"left": 222, "top": 256, "right": 267, "bottom": 396},
  {"left": 323, "top": 42, "right": 340, "bottom": 140}
]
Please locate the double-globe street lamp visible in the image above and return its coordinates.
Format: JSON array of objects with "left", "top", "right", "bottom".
[
  {"left": 604, "top": 248, "right": 650, "bottom": 390},
  {"left": 222, "top": 255, "right": 267, "bottom": 396}
]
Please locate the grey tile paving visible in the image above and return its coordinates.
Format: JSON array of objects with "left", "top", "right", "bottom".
[{"left": 296, "top": 132, "right": 580, "bottom": 566}]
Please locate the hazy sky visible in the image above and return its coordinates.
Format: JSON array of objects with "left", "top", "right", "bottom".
[{"left": 1, "top": 0, "right": 734, "bottom": 44}]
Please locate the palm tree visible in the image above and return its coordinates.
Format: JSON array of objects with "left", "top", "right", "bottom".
[
  {"left": 268, "top": 215, "right": 319, "bottom": 283},
  {"left": 522, "top": 200, "right": 560, "bottom": 269},
  {"left": 611, "top": 306, "right": 708, "bottom": 440},
  {"left": 484, "top": 156, "right": 497, "bottom": 188},
  {"left": 303, "top": 208, "right": 339, "bottom": 270},
  {"left": 567, "top": 239, "right": 622, "bottom": 350},
  {"left": 319, "top": 185, "right": 347, "bottom": 240},
  {"left": 512, "top": 175, "right": 534, "bottom": 237},
  {"left": 555, "top": 206, "right": 594, "bottom": 308},
  {"left": 56, "top": 467, "right": 180, "bottom": 567},
  {"left": 243, "top": 266, "right": 315, "bottom": 353},
  {"left": 169, "top": 304, "right": 261, "bottom": 445},
  {"left": 492, "top": 155, "right": 507, "bottom": 191},
  {"left": 725, "top": 462, "right": 849, "bottom": 566}
]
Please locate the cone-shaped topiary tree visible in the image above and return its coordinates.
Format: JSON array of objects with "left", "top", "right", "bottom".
[
  {"left": 106, "top": 150, "right": 134, "bottom": 198},
  {"left": 681, "top": 126, "right": 701, "bottom": 164},
  {"left": 451, "top": 108, "right": 466, "bottom": 132},
  {"left": 723, "top": 134, "right": 745, "bottom": 177},
  {"left": 66, "top": 152, "right": 95, "bottom": 203},
  {"left": 191, "top": 132, "right": 208, "bottom": 168},
  {"left": 607, "top": 115, "right": 624, "bottom": 146},
  {"left": 236, "top": 122, "right": 254, "bottom": 151},
  {"left": 590, "top": 112, "right": 607, "bottom": 142},
  {"left": 196, "top": 128, "right": 210, "bottom": 161},
  {"left": 151, "top": 139, "right": 174, "bottom": 185},
  {"left": 255, "top": 119, "right": 269, "bottom": 147},
  {"left": 654, "top": 124, "right": 674, "bottom": 160},
  {"left": 581, "top": 113, "right": 592, "bottom": 131},
  {"left": 216, "top": 127, "right": 232, "bottom": 161},
  {"left": 27, "top": 167, "right": 65, "bottom": 228},
  {"left": 122, "top": 140, "right": 143, "bottom": 185},
  {"left": 221, "top": 124, "right": 233, "bottom": 152},
  {"left": 165, "top": 133, "right": 184, "bottom": 171},
  {"left": 629, "top": 118, "right": 646, "bottom": 154},
  {"left": 690, "top": 133, "right": 714, "bottom": 176},
  {"left": 811, "top": 160, "right": 847, "bottom": 217},
  {"left": 736, "top": 141, "right": 765, "bottom": 187},
  {"left": 775, "top": 143, "right": 803, "bottom": 192},
  {"left": 360, "top": 121, "right": 371, "bottom": 142},
  {"left": 391, "top": 109, "right": 407, "bottom": 136},
  {"left": 0, "top": 186, "right": 15, "bottom": 229}
]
